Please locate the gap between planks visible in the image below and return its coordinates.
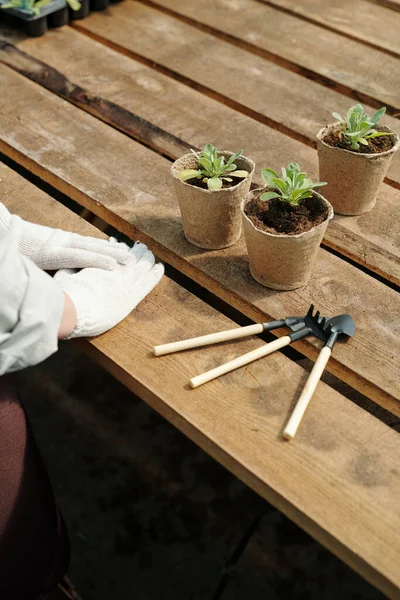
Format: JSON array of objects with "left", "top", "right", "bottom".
[{"left": 365, "top": 0, "right": 400, "bottom": 12}]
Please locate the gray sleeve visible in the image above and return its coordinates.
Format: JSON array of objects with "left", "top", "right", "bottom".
[{"left": 0, "top": 230, "right": 64, "bottom": 374}]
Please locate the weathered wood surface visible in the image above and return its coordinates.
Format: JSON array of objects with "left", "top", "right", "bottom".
[
  {"left": 71, "top": 3, "right": 400, "bottom": 186},
  {"left": 0, "top": 65, "right": 399, "bottom": 415},
  {"left": 255, "top": 0, "right": 400, "bottom": 56},
  {"left": 1, "top": 161, "right": 400, "bottom": 599},
  {"left": 367, "top": 0, "right": 400, "bottom": 12},
  {"left": 110, "top": 0, "right": 400, "bottom": 112},
  {"left": 0, "top": 31, "right": 399, "bottom": 287}
]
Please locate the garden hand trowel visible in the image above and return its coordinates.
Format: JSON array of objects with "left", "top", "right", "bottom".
[{"left": 283, "top": 313, "right": 356, "bottom": 440}]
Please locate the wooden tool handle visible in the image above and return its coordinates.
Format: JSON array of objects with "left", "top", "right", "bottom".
[
  {"left": 153, "top": 323, "right": 264, "bottom": 356},
  {"left": 190, "top": 335, "right": 291, "bottom": 388},
  {"left": 283, "top": 346, "right": 332, "bottom": 441}
]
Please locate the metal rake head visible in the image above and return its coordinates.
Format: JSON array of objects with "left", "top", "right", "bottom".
[{"left": 303, "top": 304, "right": 330, "bottom": 341}]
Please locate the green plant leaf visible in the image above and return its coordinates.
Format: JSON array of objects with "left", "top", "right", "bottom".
[
  {"left": 358, "top": 137, "right": 369, "bottom": 145},
  {"left": 198, "top": 157, "right": 213, "bottom": 172},
  {"left": 297, "top": 191, "right": 313, "bottom": 201},
  {"left": 230, "top": 170, "right": 249, "bottom": 178},
  {"left": 306, "top": 180, "right": 326, "bottom": 190},
  {"left": 215, "top": 155, "right": 225, "bottom": 172},
  {"left": 226, "top": 150, "right": 243, "bottom": 166},
  {"left": 366, "top": 131, "right": 393, "bottom": 139},
  {"left": 203, "top": 143, "right": 216, "bottom": 156},
  {"left": 66, "top": 0, "right": 81, "bottom": 10},
  {"left": 261, "top": 168, "right": 278, "bottom": 183},
  {"left": 260, "top": 191, "right": 281, "bottom": 201},
  {"left": 271, "top": 178, "right": 287, "bottom": 193},
  {"left": 177, "top": 169, "right": 202, "bottom": 181},
  {"left": 299, "top": 178, "right": 313, "bottom": 188},
  {"left": 287, "top": 162, "right": 300, "bottom": 174},
  {"left": 332, "top": 112, "right": 343, "bottom": 122},
  {"left": 207, "top": 177, "right": 223, "bottom": 190},
  {"left": 222, "top": 177, "right": 233, "bottom": 182},
  {"left": 371, "top": 106, "right": 386, "bottom": 125}
]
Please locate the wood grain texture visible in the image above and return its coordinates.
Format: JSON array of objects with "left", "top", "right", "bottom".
[
  {"left": 128, "top": 0, "right": 400, "bottom": 112},
  {"left": 0, "top": 64, "right": 399, "bottom": 415},
  {"left": 1, "top": 161, "right": 400, "bottom": 599},
  {"left": 67, "top": 4, "right": 400, "bottom": 187},
  {"left": 1, "top": 29, "right": 399, "bottom": 286},
  {"left": 258, "top": 0, "right": 400, "bottom": 57},
  {"left": 366, "top": 0, "right": 400, "bottom": 11}
]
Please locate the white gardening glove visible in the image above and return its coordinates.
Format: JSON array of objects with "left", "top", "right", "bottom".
[
  {"left": 54, "top": 242, "right": 164, "bottom": 338},
  {"left": 0, "top": 202, "right": 130, "bottom": 270}
]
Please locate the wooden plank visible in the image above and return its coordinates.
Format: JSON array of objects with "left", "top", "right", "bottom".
[
  {"left": 122, "top": 0, "right": 400, "bottom": 112},
  {"left": 0, "top": 64, "right": 399, "bottom": 416},
  {"left": 1, "top": 30, "right": 399, "bottom": 288},
  {"left": 258, "top": 0, "right": 400, "bottom": 57},
  {"left": 1, "top": 161, "right": 400, "bottom": 599},
  {"left": 367, "top": 0, "right": 400, "bottom": 12},
  {"left": 68, "top": 3, "right": 400, "bottom": 188}
]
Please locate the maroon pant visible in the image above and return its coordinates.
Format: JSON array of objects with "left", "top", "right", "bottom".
[{"left": 0, "top": 377, "right": 70, "bottom": 599}]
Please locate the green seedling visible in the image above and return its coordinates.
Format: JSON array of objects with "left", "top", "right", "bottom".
[
  {"left": 260, "top": 162, "right": 326, "bottom": 206},
  {"left": 1, "top": 0, "right": 51, "bottom": 15},
  {"left": 1, "top": 0, "right": 80, "bottom": 14},
  {"left": 178, "top": 143, "right": 249, "bottom": 191},
  {"left": 332, "top": 104, "right": 392, "bottom": 150}
]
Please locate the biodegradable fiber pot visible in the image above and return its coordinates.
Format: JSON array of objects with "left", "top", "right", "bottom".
[
  {"left": 171, "top": 152, "right": 255, "bottom": 250},
  {"left": 317, "top": 124, "right": 400, "bottom": 215},
  {"left": 241, "top": 188, "right": 333, "bottom": 290}
]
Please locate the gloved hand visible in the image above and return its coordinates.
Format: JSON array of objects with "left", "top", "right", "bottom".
[
  {"left": 54, "top": 242, "right": 164, "bottom": 338},
  {"left": 0, "top": 202, "right": 130, "bottom": 270}
]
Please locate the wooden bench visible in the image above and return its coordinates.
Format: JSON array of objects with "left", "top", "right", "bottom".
[
  {"left": 2, "top": 161, "right": 400, "bottom": 599},
  {"left": 0, "top": 62, "right": 399, "bottom": 416},
  {"left": 1, "top": 0, "right": 399, "bottom": 595}
]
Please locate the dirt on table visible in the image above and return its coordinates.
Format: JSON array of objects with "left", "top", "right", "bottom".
[
  {"left": 244, "top": 193, "right": 328, "bottom": 235},
  {"left": 323, "top": 124, "right": 395, "bottom": 154}
]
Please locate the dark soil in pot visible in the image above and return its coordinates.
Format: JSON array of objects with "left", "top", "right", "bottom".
[
  {"left": 186, "top": 177, "right": 244, "bottom": 190},
  {"left": 244, "top": 194, "right": 329, "bottom": 236},
  {"left": 322, "top": 124, "right": 395, "bottom": 154}
]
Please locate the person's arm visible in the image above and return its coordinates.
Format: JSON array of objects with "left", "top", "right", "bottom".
[{"left": 0, "top": 231, "right": 68, "bottom": 375}]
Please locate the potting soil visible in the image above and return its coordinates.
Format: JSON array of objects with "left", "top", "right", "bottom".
[
  {"left": 244, "top": 195, "right": 329, "bottom": 235},
  {"left": 323, "top": 124, "right": 395, "bottom": 154}
]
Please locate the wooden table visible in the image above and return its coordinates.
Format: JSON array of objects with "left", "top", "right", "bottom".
[{"left": 0, "top": 0, "right": 399, "bottom": 597}]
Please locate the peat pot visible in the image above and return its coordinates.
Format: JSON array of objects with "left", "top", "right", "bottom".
[
  {"left": 317, "top": 124, "right": 400, "bottom": 215},
  {"left": 241, "top": 187, "right": 333, "bottom": 290},
  {"left": 171, "top": 151, "right": 255, "bottom": 250}
]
